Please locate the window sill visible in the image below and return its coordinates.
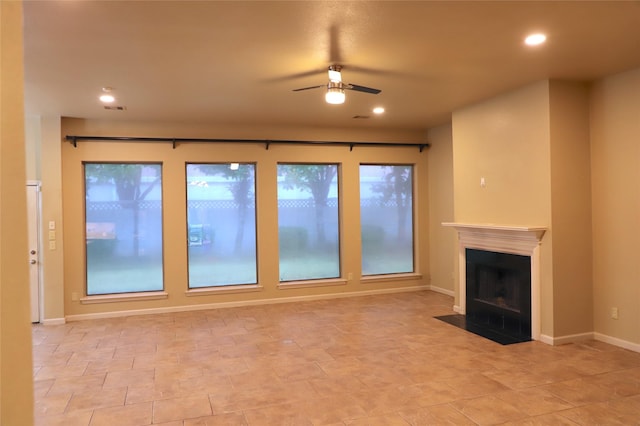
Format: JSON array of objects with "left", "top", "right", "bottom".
[
  {"left": 80, "top": 291, "right": 169, "bottom": 304},
  {"left": 361, "top": 273, "right": 423, "bottom": 284},
  {"left": 278, "top": 278, "right": 347, "bottom": 289},
  {"left": 185, "top": 284, "right": 263, "bottom": 296}
]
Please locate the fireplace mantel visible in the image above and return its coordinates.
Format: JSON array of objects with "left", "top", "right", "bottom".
[
  {"left": 441, "top": 222, "right": 546, "bottom": 236},
  {"left": 442, "top": 223, "right": 546, "bottom": 255},
  {"left": 442, "top": 222, "right": 547, "bottom": 341}
]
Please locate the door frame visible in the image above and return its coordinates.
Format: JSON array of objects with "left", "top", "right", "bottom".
[{"left": 27, "top": 180, "right": 42, "bottom": 323}]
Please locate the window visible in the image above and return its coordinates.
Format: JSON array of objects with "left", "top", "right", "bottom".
[
  {"left": 84, "top": 163, "right": 163, "bottom": 295},
  {"left": 277, "top": 164, "right": 340, "bottom": 281},
  {"left": 186, "top": 163, "right": 257, "bottom": 287},
  {"left": 360, "top": 164, "right": 414, "bottom": 275}
]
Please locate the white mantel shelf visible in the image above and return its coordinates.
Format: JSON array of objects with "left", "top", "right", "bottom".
[{"left": 442, "top": 222, "right": 546, "bottom": 240}]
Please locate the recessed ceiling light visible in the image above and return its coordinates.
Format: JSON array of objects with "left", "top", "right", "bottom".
[
  {"left": 525, "top": 33, "right": 546, "bottom": 46},
  {"left": 373, "top": 107, "right": 385, "bottom": 114},
  {"left": 99, "top": 94, "right": 115, "bottom": 103},
  {"left": 99, "top": 87, "right": 115, "bottom": 103}
]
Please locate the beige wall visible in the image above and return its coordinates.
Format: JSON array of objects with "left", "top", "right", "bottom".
[
  {"left": 451, "top": 81, "right": 552, "bottom": 226},
  {"left": 60, "top": 118, "right": 429, "bottom": 318},
  {"left": 25, "top": 115, "right": 41, "bottom": 181},
  {"left": 0, "top": 1, "right": 35, "bottom": 424},
  {"left": 590, "top": 68, "right": 640, "bottom": 346},
  {"left": 548, "top": 81, "right": 593, "bottom": 337},
  {"left": 427, "top": 124, "right": 455, "bottom": 294}
]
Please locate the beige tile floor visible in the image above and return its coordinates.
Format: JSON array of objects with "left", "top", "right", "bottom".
[{"left": 32, "top": 291, "right": 640, "bottom": 425}]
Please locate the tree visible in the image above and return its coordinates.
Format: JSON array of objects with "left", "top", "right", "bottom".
[
  {"left": 85, "top": 163, "right": 161, "bottom": 256},
  {"left": 371, "top": 165, "right": 412, "bottom": 242},
  {"left": 193, "top": 164, "right": 254, "bottom": 254},
  {"left": 279, "top": 164, "right": 337, "bottom": 246}
]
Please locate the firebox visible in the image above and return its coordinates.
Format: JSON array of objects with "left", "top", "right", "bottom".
[{"left": 466, "top": 248, "right": 532, "bottom": 340}]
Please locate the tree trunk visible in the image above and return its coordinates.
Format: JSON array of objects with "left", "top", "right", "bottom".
[
  {"left": 234, "top": 201, "right": 247, "bottom": 254},
  {"left": 232, "top": 175, "right": 251, "bottom": 255},
  {"left": 394, "top": 169, "right": 407, "bottom": 243},
  {"left": 315, "top": 201, "right": 327, "bottom": 245},
  {"left": 396, "top": 195, "right": 407, "bottom": 242},
  {"left": 132, "top": 200, "right": 140, "bottom": 256}
]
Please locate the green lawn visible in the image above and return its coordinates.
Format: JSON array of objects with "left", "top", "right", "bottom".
[
  {"left": 87, "top": 248, "right": 413, "bottom": 294},
  {"left": 87, "top": 258, "right": 163, "bottom": 295}
]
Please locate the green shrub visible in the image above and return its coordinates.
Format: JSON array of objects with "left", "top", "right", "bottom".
[
  {"left": 279, "top": 227, "right": 309, "bottom": 255},
  {"left": 361, "top": 225, "right": 385, "bottom": 250}
]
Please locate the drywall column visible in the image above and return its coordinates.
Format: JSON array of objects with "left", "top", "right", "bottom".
[
  {"left": 40, "top": 117, "right": 66, "bottom": 323},
  {"left": 451, "top": 81, "right": 555, "bottom": 338},
  {"left": 0, "top": 1, "right": 36, "bottom": 423},
  {"left": 427, "top": 124, "right": 455, "bottom": 295},
  {"left": 548, "top": 81, "right": 593, "bottom": 339},
  {"left": 450, "top": 79, "right": 596, "bottom": 342}
]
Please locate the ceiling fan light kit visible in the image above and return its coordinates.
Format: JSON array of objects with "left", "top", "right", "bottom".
[{"left": 325, "top": 83, "right": 346, "bottom": 104}]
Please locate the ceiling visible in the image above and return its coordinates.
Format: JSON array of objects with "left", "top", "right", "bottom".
[{"left": 23, "top": 1, "right": 640, "bottom": 133}]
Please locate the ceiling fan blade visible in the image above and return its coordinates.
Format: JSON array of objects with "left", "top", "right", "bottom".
[
  {"left": 346, "top": 84, "right": 382, "bottom": 94},
  {"left": 292, "top": 85, "right": 324, "bottom": 92}
]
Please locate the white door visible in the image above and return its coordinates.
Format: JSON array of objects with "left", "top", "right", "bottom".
[{"left": 26, "top": 182, "right": 41, "bottom": 323}]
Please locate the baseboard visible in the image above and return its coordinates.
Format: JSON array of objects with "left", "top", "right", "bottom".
[
  {"left": 537, "top": 331, "right": 640, "bottom": 353},
  {"left": 594, "top": 332, "right": 640, "bottom": 353},
  {"left": 427, "top": 285, "right": 454, "bottom": 297},
  {"left": 538, "top": 332, "right": 593, "bottom": 346},
  {"left": 41, "top": 318, "right": 66, "bottom": 326},
  {"left": 453, "top": 305, "right": 463, "bottom": 314},
  {"left": 65, "top": 286, "right": 430, "bottom": 322},
  {"left": 538, "top": 334, "right": 554, "bottom": 345}
]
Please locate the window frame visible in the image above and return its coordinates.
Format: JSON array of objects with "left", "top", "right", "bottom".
[
  {"left": 83, "top": 161, "right": 165, "bottom": 296},
  {"left": 185, "top": 162, "right": 259, "bottom": 289},
  {"left": 276, "top": 162, "right": 342, "bottom": 284},
  {"left": 359, "top": 163, "right": 416, "bottom": 277}
]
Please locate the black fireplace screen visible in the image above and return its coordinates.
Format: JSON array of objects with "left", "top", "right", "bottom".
[{"left": 466, "top": 249, "right": 531, "bottom": 339}]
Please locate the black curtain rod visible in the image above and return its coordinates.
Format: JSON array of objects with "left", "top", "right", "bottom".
[{"left": 65, "top": 135, "right": 429, "bottom": 152}]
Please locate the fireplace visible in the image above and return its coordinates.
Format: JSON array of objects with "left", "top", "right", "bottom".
[
  {"left": 466, "top": 249, "right": 531, "bottom": 340},
  {"left": 442, "top": 223, "right": 546, "bottom": 342}
]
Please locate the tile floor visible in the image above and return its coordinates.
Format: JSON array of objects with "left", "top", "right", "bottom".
[{"left": 32, "top": 291, "right": 640, "bottom": 425}]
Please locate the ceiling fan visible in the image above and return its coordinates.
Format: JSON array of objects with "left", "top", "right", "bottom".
[{"left": 292, "top": 65, "right": 381, "bottom": 104}]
